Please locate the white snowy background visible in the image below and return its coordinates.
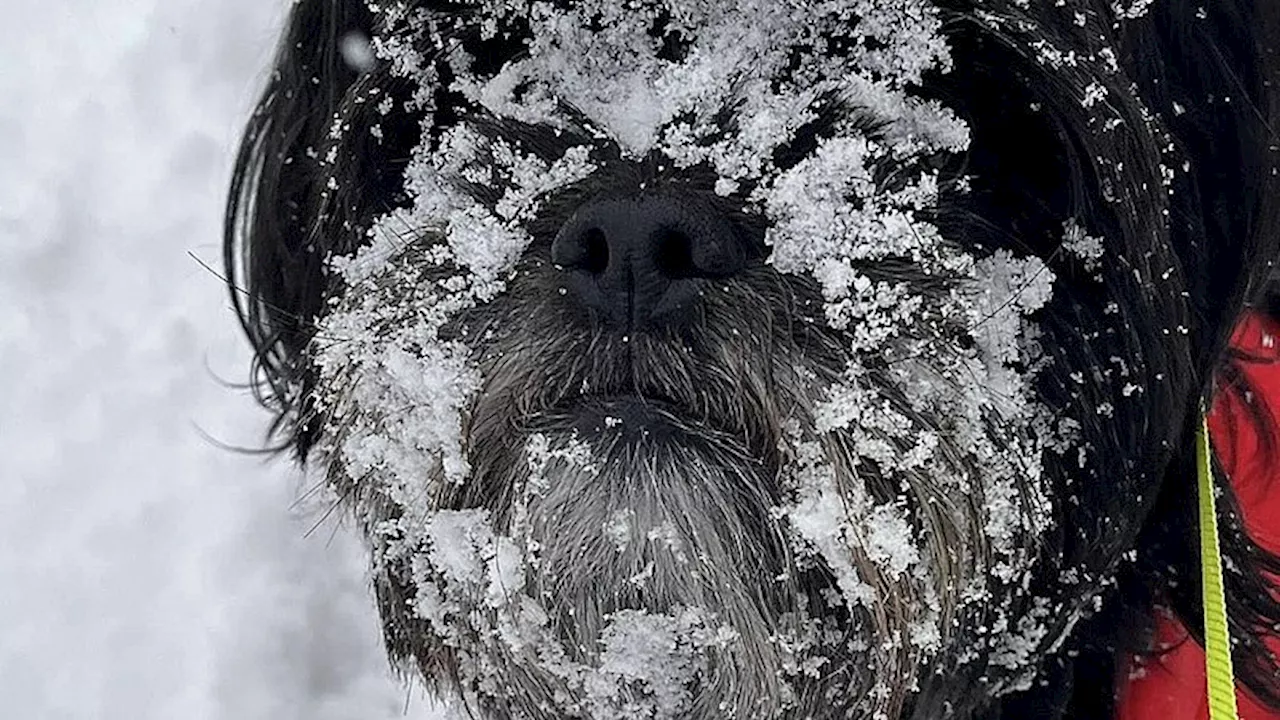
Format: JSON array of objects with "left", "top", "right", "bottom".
[{"left": 0, "top": 1, "right": 453, "bottom": 718}]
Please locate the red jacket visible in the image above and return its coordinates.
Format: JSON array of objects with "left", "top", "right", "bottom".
[{"left": 1118, "top": 312, "right": 1280, "bottom": 719}]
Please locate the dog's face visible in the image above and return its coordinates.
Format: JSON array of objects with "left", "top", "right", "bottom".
[{"left": 229, "top": 1, "right": 1280, "bottom": 718}]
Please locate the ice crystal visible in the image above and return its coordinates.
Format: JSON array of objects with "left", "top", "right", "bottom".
[{"left": 1062, "top": 218, "right": 1105, "bottom": 272}]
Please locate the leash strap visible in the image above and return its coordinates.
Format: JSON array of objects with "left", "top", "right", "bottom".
[{"left": 1198, "top": 404, "right": 1239, "bottom": 720}]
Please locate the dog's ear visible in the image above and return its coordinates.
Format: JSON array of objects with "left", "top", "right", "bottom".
[
  {"left": 1131, "top": 0, "right": 1280, "bottom": 707},
  {"left": 226, "top": 0, "right": 420, "bottom": 457},
  {"left": 1118, "top": 1, "right": 1280, "bottom": 713},
  {"left": 939, "top": 1, "right": 1280, "bottom": 715}
]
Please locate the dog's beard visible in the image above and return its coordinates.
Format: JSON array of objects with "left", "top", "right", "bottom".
[
  {"left": 314, "top": 249, "right": 1059, "bottom": 718},
  {"left": 512, "top": 418, "right": 791, "bottom": 718}
]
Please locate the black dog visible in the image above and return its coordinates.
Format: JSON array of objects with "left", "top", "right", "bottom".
[{"left": 225, "top": 1, "right": 1280, "bottom": 718}]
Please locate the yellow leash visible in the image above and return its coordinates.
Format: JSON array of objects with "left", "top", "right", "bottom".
[{"left": 1197, "top": 404, "right": 1239, "bottom": 720}]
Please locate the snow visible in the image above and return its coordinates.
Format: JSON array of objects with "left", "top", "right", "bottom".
[
  {"left": 863, "top": 504, "right": 921, "bottom": 580},
  {"left": 584, "top": 608, "right": 719, "bottom": 719},
  {"left": 0, "top": 1, "right": 453, "bottom": 718},
  {"left": 604, "top": 509, "right": 637, "bottom": 552},
  {"left": 1062, "top": 218, "right": 1105, "bottom": 273}
]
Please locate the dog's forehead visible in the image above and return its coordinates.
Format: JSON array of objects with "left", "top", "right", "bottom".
[
  {"left": 414, "top": 0, "right": 954, "bottom": 156},
  {"left": 361, "top": 0, "right": 977, "bottom": 317}
]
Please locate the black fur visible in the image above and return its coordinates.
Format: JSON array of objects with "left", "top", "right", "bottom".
[{"left": 225, "top": 1, "right": 1280, "bottom": 717}]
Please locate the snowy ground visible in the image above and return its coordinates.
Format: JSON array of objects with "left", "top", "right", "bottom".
[{"left": 0, "top": 1, "right": 452, "bottom": 718}]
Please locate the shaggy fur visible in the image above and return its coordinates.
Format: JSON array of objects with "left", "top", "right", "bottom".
[{"left": 226, "top": 1, "right": 1280, "bottom": 718}]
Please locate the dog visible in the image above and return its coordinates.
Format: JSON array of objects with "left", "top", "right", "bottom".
[{"left": 224, "top": 1, "right": 1280, "bottom": 718}]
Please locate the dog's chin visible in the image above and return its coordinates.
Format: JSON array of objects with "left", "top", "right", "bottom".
[
  {"left": 509, "top": 401, "right": 804, "bottom": 716},
  {"left": 525, "top": 393, "right": 781, "bottom": 624}
]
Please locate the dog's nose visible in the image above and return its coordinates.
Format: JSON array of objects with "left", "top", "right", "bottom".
[{"left": 550, "top": 196, "right": 747, "bottom": 328}]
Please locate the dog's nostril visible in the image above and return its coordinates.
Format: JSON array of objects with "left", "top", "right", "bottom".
[
  {"left": 653, "top": 228, "right": 695, "bottom": 279},
  {"left": 583, "top": 228, "right": 609, "bottom": 275},
  {"left": 552, "top": 226, "right": 611, "bottom": 273}
]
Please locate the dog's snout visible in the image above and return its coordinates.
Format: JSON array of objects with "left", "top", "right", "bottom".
[{"left": 550, "top": 195, "right": 746, "bottom": 328}]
